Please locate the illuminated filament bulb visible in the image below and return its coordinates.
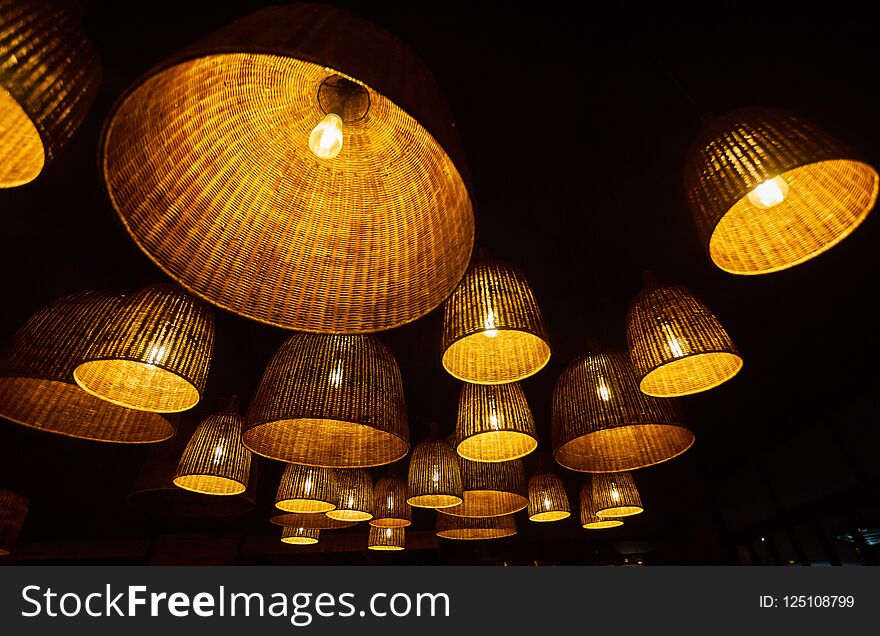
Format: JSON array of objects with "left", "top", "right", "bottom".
[
  {"left": 304, "top": 477, "right": 313, "bottom": 495},
  {"left": 212, "top": 438, "right": 226, "bottom": 465},
  {"left": 747, "top": 175, "right": 789, "bottom": 209},
  {"left": 661, "top": 323, "right": 684, "bottom": 358},
  {"left": 309, "top": 113, "right": 344, "bottom": 160},
  {"left": 328, "top": 360, "right": 344, "bottom": 388},
  {"left": 596, "top": 377, "right": 612, "bottom": 402},
  {"left": 484, "top": 308, "right": 498, "bottom": 338},
  {"left": 432, "top": 469, "right": 440, "bottom": 484},
  {"left": 347, "top": 495, "right": 355, "bottom": 507},
  {"left": 146, "top": 344, "right": 166, "bottom": 368},
  {"left": 543, "top": 497, "right": 552, "bottom": 510},
  {"left": 610, "top": 484, "right": 620, "bottom": 503}
]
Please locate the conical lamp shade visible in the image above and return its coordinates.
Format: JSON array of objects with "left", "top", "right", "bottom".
[
  {"left": 527, "top": 472, "right": 570, "bottom": 522},
  {"left": 326, "top": 469, "right": 373, "bottom": 522},
  {"left": 407, "top": 430, "right": 463, "bottom": 509},
  {"left": 436, "top": 513, "right": 517, "bottom": 541},
  {"left": 100, "top": 3, "right": 474, "bottom": 333},
  {"left": 282, "top": 527, "right": 320, "bottom": 545},
  {"left": 580, "top": 483, "right": 623, "bottom": 529},
  {"left": 0, "top": 291, "right": 175, "bottom": 443},
  {"left": 442, "top": 458, "right": 528, "bottom": 518},
  {"left": 627, "top": 281, "right": 743, "bottom": 397},
  {"left": 244, "top": 333, "right": 408, "bottom": 467},
  {"left": 685, "top": 106, "right": 878, "bottom": 275},
  {"left": 270, "top": 513, "right": 357, "bottom": 531},
  {"left": 74, "top": 284, "right": 215, "bottom": 413},
  {"left": 371, "top": 477, "right": 412, "bottom": 528},
  {"left": 368, "top": 526, "right": 405, "bottom": 551},
  {"left": 552, "top": 348, "right": 693, "bottom": 472},
  {"left": 275, "top": 464, "right": 337, "bottom": 514},
  {"left": 0, "top": 489, "right": 28, "bottom": 556},
  {"left": 442, "top": 255, "right": 550, "bottom": 384},
  {"left": 454, "top": 382, "right": 537, "bottom": 462},
  {"left": 0, "top": 0, "right": 101, "bottom": 187},
  {"left": 591, "top": 473, "right": 643, "bottom": 518}
]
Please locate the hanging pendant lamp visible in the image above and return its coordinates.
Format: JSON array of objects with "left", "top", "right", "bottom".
[
  {"left": 580, "top": 483, "right": 623, "bottom": 529},
  {"left": 407, "top": 425, "right": 463, "bottom": 509},
  {"left": 270, "top": 513, "right": 357, "bottom": 531},
  {"left": 441, "top": 253, "right": 551, "bottom": 384},
  {"left": 436, "top": 513, "right": 517, "bottom": 541},
  {"left": 275, "top": 464, "right": 337, "bottom": 514},
  {"left": 454, "top": 382, "right": 537, "bottom": 462},
  {"left": 244, "top": 333, "right": 408, "bottom": 467},
  {"left": 527, "top": 471, "right": 570, "bottom": 522},
  {"left": 368, "top": 526, "right": 406, "bottom": 551},
  {"left": 591, "top": 472, "right": 643, "bottom": 518},
  {"left": 627, "top": 274, "right": 743, "bottom": 397},
  {"left": 442, "top": 457, "right": 528, "bottom": 518},
  {"left": 0, "top": 0, "right": 101, "bottom": 188},
  {"left": 0, "top": 291, "right": 176, "bottom": 443},
  {"left": 0, "top": 489, "right": 28, "bottom": 557},
  {"left": 326, "top": 469, "right": 374, "bottom": 522},
  {"left": 685, "top": 106, "right": 878, "bottom": 275},
  {"left": 371, "top": 476, "right": 412, "bottom": 528},
  {"left": 282, "top": 527, "right": 320, "bottom": 546}
]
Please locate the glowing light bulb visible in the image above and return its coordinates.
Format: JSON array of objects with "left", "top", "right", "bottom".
[
  {"left": 328, "top": 360, "right": 344, "bottom": 388},
  {"left": 347, "top": 496, "right": 354, "bottom": 507},
  {"left": 212, "top": 438, "right": 226, "bottom": 465},
  {"left": 544, "top": 497, "right": 552, "bottom": 510},
  {"left": 145, "top": 344, "right": 165, "bottom": 368},
  {"left": 597, "top": 377, "right": 612, "bottom": 402},
  {"left": 304, "top": 477, "right": 312, "bottom": 495},
  {"left": 610, "top": 485, "right": 620, "bottom": 503},
  {"left": 309, "top": 113, "right": 343, "bottom": 159},
  {"left": 747, "top": 175, "right": 789, "bottom": 209},
  {"left": 432, "top": 469, "right": 440, "bottom": 483},
  {"left": 661, "top": 323, "right": 684, "bottom": 358},
  {"left": 488, "top": 411, "right": 499, "bottom": 429},
  {"left": 484, "top": 308, "right": 498, "bottom": 338}
]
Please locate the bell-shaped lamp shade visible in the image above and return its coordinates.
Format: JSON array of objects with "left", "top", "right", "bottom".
[
  {"left": 442, "top": 458, "right": 528, "bottom": 518},
  {"left": 244, "top": 333, "right": 409, "bottom": 467},
  {"left": 0, "top": 490, "right": 29, "bottom": 556},
  {"left": 371, "top": 476, "right": 412, "bottom": 528},
  {"left": 442, "top": 255, "right": 551, "bottom": 384},
  {"left": 552, "top": 348, "right": 694, "bottom": 472},
  {"left": 282, "top": 527, "right": 320, "bottom": 545},
  {"left": 627, "top": 279, "right": 743, "bottom": 397},
  {"left": 326, "top": 469, "right": 374, "bottom": 522},
  {"left": 0, "top": 0, "right": 101, "bottom": 187},
  {"left": 580, "top": 483, "right": 623, "bottom": 529},
  {"left": 270, "top": 513, "right": 356, "bottom": 531},
  {"left": 368, "top": 526, "right": 405, "bottom": 551},
  {"left": 100, "top": 4, "right": 474, "bottom": 333},
  {"left": 407, "top": 430, "right": 463, "bottom": 509},
  {"left": 454, "top": 382, "right": 537, "bottom": 462},
  {"left": 74, "top": 284, "right": 215, "bottom": 413},
  {"left": 0, "top": 291, "right": 176, "bottom": 443},
  {"left": 436, "top": 513, "right": 517, "bottom": 541},
  {"left": 527, "top": 472, "right": 570, "bottom": 522},
  {"left": 591, "top": 472, "right": 643, "bottom": 518},
  {"left": 685, "top": 106, "right": 878, "bottom": 275},
  {"left": 275, "top": 464, "right": 337, "bottom": 514}
]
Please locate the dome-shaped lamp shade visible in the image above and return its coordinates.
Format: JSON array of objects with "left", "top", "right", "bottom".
[
  {"left": 527, "top": 472, "right": 570, "bottom": 522},
  {"left": 591, "top": 472, "right": 643, "bottom": 518},
  {"left": 371, "top": 476, "right": 412, "bottom": 528},
  {"left": 436, "top": 513, "right": 517, "bottom": 541},
  {"left": 442, "top": 255, "right": 551, "bottom": 385},
  {"left": 100, "top": 4, "right": 474, "bottom": 333},
  {"left": 0, "top": 489, "right": 28, "bottom": 556},
  {"left": 368, "top": 526, "right": 405, "bottom": 551},
  {"left": 685, "top": 106, "right": 879, "bottom": 275},
  {"left": 270, "top": 513, "right": 357, "bottom": 531},
  {"left": 627, "top": 279, "right": 743, "bottom": 397},
  {"left": 282, "top": 527, "right": 320, "bottom": 545},
  {"left": 74, "top": 284, "right": 215, "bottom": 413},
  {"left": 0, "top": 292, "right": 176, "bottom": 443},
  {"left": 580, "top": 483, "right": 623, "bottom": 529},
  {"left": 442, "top": 458, "right": 528, "bottom": 518},
  {"left": 172, "top": 399, "right": 251, "bottom": 495},
  {"left": 552, "top": 348, "right": 694, "bottom": 472},
  {"left": 275, "top": 464, "right": 337, "bottom": 514},
  {"left": 455, "top": 382, "right": 537, "bottom": 462},
  {"left": 244, "top": 333, "right": 408, "bottom": 467},
  {"left": 326, "top": 469, "right": 373, "bottom": 522},
  {"left": 0, "top": 0, "right": 101, "bottom": 188},
  {"left": 406, "top": 431, "right": 463, "bottom": 509}
]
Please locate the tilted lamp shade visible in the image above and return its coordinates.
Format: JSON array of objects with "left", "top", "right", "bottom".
[
  {"left": 270, "top": 513, "right": 356, "bottom": 531},
  {"left": 0, "top": 0, "right": 101, "bottom": 187},
  {"left": 442, "top": 256, "right": 551, "bottom": 385},
  {"left": 552, "top": 349, "right": 693, "bottom": 472},
  {"left": 74, "top": 284, "right": 215, "bottom": 413},
  {"left": 455, "top": 382, "right": 537, "bottom": 462},
  {"left": 436, "top": 513, "right": 517, "bottom": 541},
  {"left": 326, "top": 469, "right": 374, "bottom": 522},
  {"left": 627, "top": 281, "right": 743, "bottom": 397},
  {"left": 244, "top": 333, "right": 409, "bottom": 467},
  {"left": 0, "top": 291, "right": 175, "bottom": 443},
  {"left": 368, "top": 526, "right": 405, "bottom": 551},
  {"left": 685, "top": 106, "right": 879, "bottom": 275},
  {"left": 282, "top": 527, "right": 320, "bottom": 545},
  {"left": 100, "top": 3, "right": 474, "bottom": 333},
  {"left": 275, "top": 464, "right": 337, "bottom": 514},
  {"left": 580, "top": 483, "right": 623, "bottom": 529},
  {"left": 407, "top": 433, "right": 463, "bottom": 509},
  {"left": 442, "top": 458, "right": 528, "bottom": 518},
  {"left": 371, "top": 476, "right": 412, "bottom": 528},
  {"left": 0, "top": 489, "right": 28, "bottom": 556},
  {"left": 591, "top": 472, "right": 643, "bottom": 518},
  {"left": 527, "top": 472, "right": 571, "bottom": 522}
]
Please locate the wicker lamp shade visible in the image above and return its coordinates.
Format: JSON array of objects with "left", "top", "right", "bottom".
[
  {"left": 442, "top": 255, "right": 551, "bottom": 385},
  {"left": 371, "top": 476, "right": 412, "bottom": 528},
  {"left": 436, "top": 513, "right": 517, "bottom": 541},
  {"left": 0, "top": 291, "right": 175, "bottom": 443},
  {"left": 244, "top": 333, "right": 408, "bottom": 468},
  {"left": 326, "top": 469, "right": 374, "bottom": 522},
  {"left": 0, "top": 489, "right": 28, "bottom": 556},
  {"left": 443, "top": 458, "right": 528, "bottom": 518},
  {"left": 0, "top": 0, "right": 101, "bottom": 188},
  {"left": 527, "top": 472, "right": 570, "bottom": 522},
  {"left": 282, "top": 527, "right": 320, "bottom": 546},
  {"left": 275, "top": 464, "right": 337, "bottom": 514},
  {"left": 407, "top": 430, "right": 463, "bottom": 509},
  {"left": 270, "top": 512, "right": 357, "bottom": 531},
  {"left": 368, "top": 526, "right": 405, "bottom": 551},
  {"left": 74, "top": 284, "right": 214, "bottom": 414},
  {"left": 580, "top": 484, "right": 623, "bottom": 529},
  {"left": 591, "top": 473, "right": 643, "bottom": 518},
  {"left": 685, "top": 106, "right": 879, "bottom": 275},
  {"left": 455, "top": 382, "right": 537, "bottom": 462},
  {"left": 627, "top": 279, "right": 742, "bottom": 397}
]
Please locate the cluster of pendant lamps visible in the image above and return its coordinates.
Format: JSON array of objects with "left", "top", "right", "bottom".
[{"left": 0, "top": 0, "right": 877, "bottom": 558}]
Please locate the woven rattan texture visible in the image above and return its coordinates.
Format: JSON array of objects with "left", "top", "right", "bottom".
[
  {"left": 527, "top": 472, "right": 570, "bottom": 522},
  {"left": 0, "top": 489, "right": 28, "bottom": 555},
  {"left": 270, "top": 513, "right": 356, "bottom": 530},
  {"left": 579, "top": 483, "right": 623, "bottom": 529},
  {"left": 591, "top": 472, "right": 643, "bottom": 518},
  {"left": 407, "top": 436, "right": 463, "bottom": 509},
  {"left": 173, "top": 406, "right": 251, "bottom": 496},
  {"left": 371, "top": 476, "right": 412, "bottom": 528},
  {"left": 281, "top": 526, "right": 319, "bottom": 545},
  {"left": 455, "top": 382, "right": 537, "bottom": 462},
  {"left": 368, "top": 526, "right": 405, "bottom": 550},
  {"left": 275, "top": 464, "right": 337, "bottom": 514},
  {"left": 327, "top": 469, "right": 374, "bottom": 521},
  {"left": 442, "top": 458, "right": 528, "bottom": 518},
  {"left": 436, "top": 513, "right": 517, "bottom": 541}
]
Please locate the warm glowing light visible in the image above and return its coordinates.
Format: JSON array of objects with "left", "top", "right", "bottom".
[
  {"left": 304, "top": 477, "right": 313, "bottom": 495},
  {"left": 488, "top": 411, "right": 499, "bottom": 429},
  {"left": 484, "top": 308, "right": 498, "bottom": 338},
  {"left": 661, "top": 323, "right": 684, "bottom": 358},
  {"left": 747, "top": 175, "right": 789, "bottom": 209},
  {"left": 610, "top": 485, "right": 620, "bottom": 503},
  {"left": 544, "top": 497, "right": 552, "bottom": 510},
  {"left": 432, "top": 469, "right": 440, "bottom": 483},
  {"left": 309, "top": 113, "right": 343, "bottom": 159},
  {"left": 596, "top": 377, "right": 612, "bottom": 402},
  {"left": 145, "top": 344, "right": 165, "bottom": 368},
  {"left": 212, "top": 437, "right": 225, "bottom": 465},
  {"left": 328, "top": 360, "right": 344, "bottom": 388}
]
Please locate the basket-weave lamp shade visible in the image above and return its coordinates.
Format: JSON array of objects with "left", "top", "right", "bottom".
[
  {"left": 326, "top": 469, "right": 374, "bottom": 522},
  {"left": 73, "top": 284, "right": 214, "bottom": 414},
  {"left": 527, "top": 472, "right": 570, "bottom": 522},
  {"left": 0, "top": 489, "right": 28, "bottom": 556},
  {"left": 282, "top": 527, "right": 320, "bottom": 546},
  {"left": 685, "top": 106, "right": 879, "bottom": 275},
  {"left": 627, "top": 282, "right": 742, "bottom": 397},
  {"left": 100, "top": 3, "right": 474, "bottom": 333},
  {"left": 244, "top": 333, "right": 408, "bottom": 467},
  {"left": 442, "top": 458, "right": 528, "bottom": 518},
  {"left": 0, "top": 291, "right": 175, "bottom": 443},
  {"left": 275, "top": 464, "right": 337, "bottom": 514},
  {"left": 442, "top": 256, "right": 551, "bottom": 384},
  {"left": 552, "top": 349, "right": 693, "bottom": 472},
  {"left": 436, "top": 513, "right": 517, "bottom": 541},
  {"left": 407, "top": 433, "right": 463, "bottom": 509},
  {"left": 270, "top": 513, "right": 356, "bottom": 531},
  {"left": 0, "top": 0, "right": 101, "bottom": 187},
  {"left": 371, "top": 476, "right": 412, "bottom": 528},
  {"left": 591, "top": 472, "right": 643, "bottom": 518},
  {"left": 368, "top": 526, "right": 405, "bottom": 551},
  {"left": 580, "top": 483, "right": 623, "bottom": 529},
  {"left": 455, "top": 382, "right": 537, "bottom": 462}
]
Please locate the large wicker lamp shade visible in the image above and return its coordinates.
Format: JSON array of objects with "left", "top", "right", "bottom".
[
  {"left": 552, "top": 347, "right": 693, "bottom": 472},
  {"left": 0, "top": 0, "right": 101, "bottom": 188},
  {"left": 270, "top": 513, "right": 356, "bottom": 531},
  {"left": 407, "top": 427, "right": 463, "bottom": 508},
  {"left": 74, "top": 284, "right": 214, "bottom": 413},
  {"left": 685, "top": 106, "right": 878, "bottom": 275},
  {"left": 443, "top": 458, "right": 528, "bottom": 518},
  {"left": 368, "top": 526, "right": 405, "bottom": 551},
  {"left": 627, "top": 277, "right": 743, "bottom": 397},
  {"left": 0, "top": 489, "right": 28, "bottom": 556},
  {"left": 371, "top": 476, "right": 412, "bottom": 528},
  {"left": 455, "top": 382, "right": 537, "bottom": 462},
  {"left": 282, "top": 527, "right": 320, "bottom": 546},
  {"left": 100, "top": 4, "right": 474, "bottom": 333},
  {"left": 326, "top": 469, "right": 374, "bottom": 522},
  {"left": 0, "top": 292, "right": 175, "bottom": 443},
  {"left": 527, "top": 472, "right": 570, "bottom": 522},
  {"left": 244, "top": 333, "right": 408, "bottom": 467},
  {"left": 591, "top": 473, "right": 643, "bottom": 518},
  {"left": 275, "top": 464, "right": 337, "bottom": 514},
  {"left": 580, "top": 483, "right": 623, "bottom": 530},
  {"left": 436, "top": 513, "right": 517, "bottom": 541},
  {"left": 442, "top": 255, "right": 551, "bottom": 385}
]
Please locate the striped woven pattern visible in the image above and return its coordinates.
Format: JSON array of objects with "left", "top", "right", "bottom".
[
  {"left": 591, "top": 472, "right": 643, "bottom": 518},
  {"left": 282, "top": 527, "right": 319, "bottom": 545},
  {"left": 326, "top": 469, "right": 374, "bottom": 522},
  {"left": 407, "top": 434, "right": 463, "bottom": 509},
  {"left": 436, "top": 513, "right": 517, "bottom": 541},
  {"left": 442, "top": 458, "right": 528, "bottom": 518},
  {"left": 0, "top": 489, "right": 28, "bottom": 556},
  {"left": 371, "top": 476, "right": 412, "bottom": 528},
  {"left": 368, "top": 526, "right": 405, "bottom": 551},
  {"left": 275, "top": 464, "right": 337, "bottom": 514},
  {"left": 527, "top": 472, "right": 570, "bottom": 522},
  {"left": 579, "top": 483, "right": 622, "bottom": 529},
  {"left": 270, "top": 513, "right": 356, "bottom": 531},
  {"left": 455, "top": 382, "right": 537, "bottom": 462}
]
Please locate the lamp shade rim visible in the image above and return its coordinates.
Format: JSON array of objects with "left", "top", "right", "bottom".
[
  {"left": 368, "top": 544, "right": 405, "bottom": 551},
  {"left": 73, "top": 358, "right": 201, "bottom": 413},
  {"left": 638, "top": 351, "right": 744, "bottom": 397},
  {"left": 172, "top": 474, "right": 247, "bottom": 496},
  {"left": 554, "top": 423, "right": 696, "bottom": 472},
  {"left": 529, "top": 510, "right": 571, "bottom": 522},
  {"left": 325, "top": 509, "right": 373, "bottom": 522},
  {"left": 368, "top": 518, "right": 412, "bottom": 528},
  {"left": 583, "top": 519, "right": 624, "bottom": 529},
  {"left": 274, "top": 499, "right": 337, "bottom": 514},
  {"left": 596, "top": 505, "right": 643, "bottom": 518},
  {"left": 442, "top": 330, "right": 551, "bottom": 385},
  {"left": 455, "top": 430, "right": 538, "bottom": 462},
  {"left": 406, "top": 494, "right": 463, "bottom": 509},
  {"left": 281, "top": 537, "right": 319, "bottom": 545}
]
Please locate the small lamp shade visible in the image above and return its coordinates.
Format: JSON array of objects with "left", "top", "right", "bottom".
[
  {"left": 270, "top": 513, "right": 357, "bottom": 531},
  {"left": 0, "top": 489, "right": 28, "bottom": 556},
  {"left": 326, "top": 469, "right": 374, "bottom": 522},
  {"left": 580, "top": 483, "right": 623, "bottom": 529},
  {"left": 442, "top": 458, "right": 528, "bottom": 518},
  {"left": 552, "top": 348, "right": 693, "bottom": 472},
  {"left": 685, "top": 106, "right": 879, "bottom": 275},
  {"left": 627, "top": 279, "right": 742, "bottom": 397},
  {"left": 371, "top": 477, "right": 412, "bottom": 528},
  {"left": 454, "top": 382, "right": 537, "bottom": 462},
  {"left": 244, "top": 334, "right": 409, "bottom": 468},
  {"left": 436, "top": 513, "right": 517, "bottom": 541},
  {"left": 282, "top": 527, "right": 320, "bottom": 545},
  {"left": 407, "top": 430, "right": 463, "bottom": 509},
  {"left": 527, "top": 472, "right": 570, "bottom": 522},
  {"left": 275, "top": 464, "right": 337, "bottom": 514},
  {"left": 591, "top": 473, "right": 643, "bottom": 518},
  {"left": 442, "top": 256, "right": 551, "bottom": 385},
  {"left": 0, "top": 291, "right": 175, "bottom": 443},
  {"left": 0, "top": 0, "right": 101, "bottom": 187},
  {"left": 74, "top": 284, "right": 215, "bottom": 413},
  {"left": 368, "top": 526, "right": 405, "bottom": 551}
]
